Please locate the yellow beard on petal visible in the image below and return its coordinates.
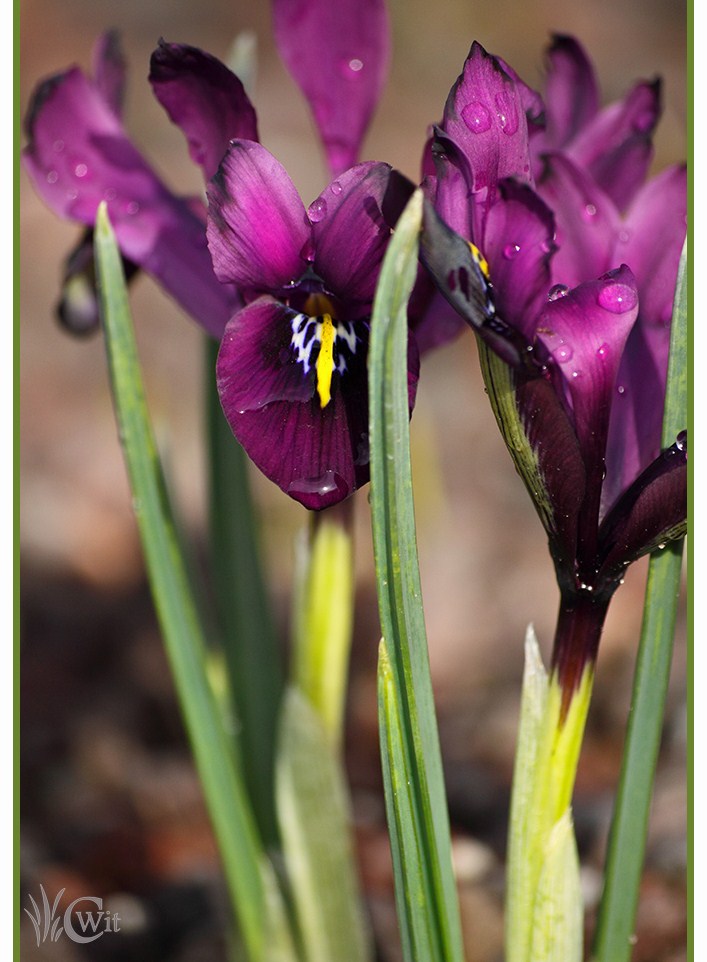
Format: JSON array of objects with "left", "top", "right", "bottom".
[{"left": 316, "top": 313, "right": 335, "bottom": 408}]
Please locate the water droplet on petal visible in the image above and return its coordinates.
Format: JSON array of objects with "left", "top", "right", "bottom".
[
  {"left": 126, "top": 201, "right": 140, "bottom": 215},
  {"left": 340, "top": 57, "right": 364, "bottom": 79},
  {"left": 554, "top": 343, "right": 574, "bottom": 364},
  {"left": 582, "top": 202, "right": 597, "bottom": 219},
  {"left": 46, "top": 170, "right": 58, "bottom": 184},
  {"left": 616, "top": 384, "right": 626, "bottom": 395},
  {"left": 66, "top": 188, "right": 78, "bottom": 201},
  {"left": 74, "top": 163, "right": 88, "bottom": 178},
  {"left": 53, "top": 139, "right": 65, "bottom": 153},
  {"left": 104, "top": 187, "right": 117, "bottom": 201},
  {"left": 676, "top": 430, "right": 687, "bottom": 451},
  {"left": 494, "top": 92, "right": 519, "bottom": 134},
  {"left": 598, "top": 282, "right": 638, "bottom": 314},
  {"left": 618, "top": 228, "right": 631, "bottom": 244},
  {"left": 308, "top": 198, "right": 328, "bottom": 223},
  {"left": 330, "top": 180, "right": 342, "bottom": 195},
  {"left": 461, "top": 101, "right": 492, "bottom": 134},
  {"left": 503, "top": 243, "right": 521, "bottom": 260},
  {"left": 571, "top": 369, "right": 582, "bottom": 378},
  {"left": 596, "top": 342, "right": 610, "bottom": 360},
  {"left": 548, "top": 284, "right": 569, "bottom": 301},
  {"left": 287, "top": 470, "right": 349, "bottom": 501},
  {"left": 540, "top": 239, "right": 554, "bottom": 254}
]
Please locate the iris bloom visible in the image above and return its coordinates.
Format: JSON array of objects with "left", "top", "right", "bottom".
[
  {"left": 24, "top": 0, "right": 396, "bottom": 510},
  {"left": 22, "top": 32, "right": 243, "bottom": 338},
  {"left": 206, "top": 143, "right": 417, "bottom": 510},
  {"left": 420, "top": 38, "right": 687, "bottom": 700}
]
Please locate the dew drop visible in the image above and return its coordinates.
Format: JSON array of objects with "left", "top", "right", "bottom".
[
  {"left": 104, "top": 187, "right": 117, "bottom": 201},
  {"left": 308, "top": 197, "right": 328, "bottom": 223},
  {"left": 616, "top": 384, "right": 626, "bottom": 395},
  {"left": 461, "top": 101, "right": 492, "bottom": 134},
  {"left": 598, "top": 282, "right": 638, "bottom": 314},
  {"left": 494, "top": 92, "right": 519, "bottom": 134},
  {"left": 676, "top": 430, "right": 687, "bottom": 451},
  {"left": 46, "top": 170, "right": 58, "bottom": 185},
  {"left": 503, "top": 243, "right": 521, "bottom": 260},
  {"left": 554, "top": 343, "right": 574, "bottom": 364},
  {"left": 618, "top": 228, "right": 631, "bottom": 244},
  {"left": 340, "top": 57, "right": 364, "bottom": 79},
  {"left": 596, "top": 342, "right": 610, "bottom": 360},
  {"left": 66, "top": 188, "right": 78, "bottom": 201},
  {"left": 548, "top": 283, "right": 569, "bottom": 301},
  {"left": 571, "top": 369, "right": 582, "bottom": 378},
  {"left": 52, "top": 139, "right": 65, "bottom": 153},
  {"left": 582, "top": 202, "right": 597, "bottom": 219},
  {"left": 657, "top": 542, "right": 667, "bottom": 551},
  {"left": 126, "top": 201, "right": 140, "bottom": 215},
  {"left": 330, "top": 180, "right": 342, "bottom": 195},
  {"left": 287, "top": 470, "right": 349, "bottom": 502},
  {"left": 74, "top": 163, "right": 88, "bottom": 178},
  {"left": 540, "top": 239, "right": 554, "bottom": 254}
]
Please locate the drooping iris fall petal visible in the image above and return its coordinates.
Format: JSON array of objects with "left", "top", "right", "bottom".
[{"left": 272, "top": 0, "right": 390, "bottom": 177}]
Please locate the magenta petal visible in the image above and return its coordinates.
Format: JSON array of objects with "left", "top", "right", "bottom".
[
  {"left": 207, "top": 140, "right": 310, "bottom": 292},
  {"left": 272, "top": 0, "right": 390, "bottom": 177},
  {"left": 92, "top": 31, "right": 126, "bottom": 117},
  {"left": 23, "top": 67, "right": 236, "bottom": 337},
  {"left": 442, "top": 41, "right": 533, "bottom": 230},
  {"left": 482, "top": 179, "right": 556, "bottom": 342},
  {"left": 543, "top": 35, "right": 598, "bottom": 148},
  {"left": 150, "top": 41, "right": 259, "bottom": 181},
  {"left": 567, "top": 79, "right": 661, "bottom": 210},
  {"left": 311, "top": 162, "right": 393, "bottom": 303},
  {"left": 535, "top": 266, "right": 639, "bottom": 481},
  {"left": 601, "top": 164, "right": 687, "bottom": 510},
  {"left": 538, "top": 153, "right": 619, "bottom": 290}
]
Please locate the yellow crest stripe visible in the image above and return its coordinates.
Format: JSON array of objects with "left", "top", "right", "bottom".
[{"left": 316, "top": 314, "right": 336, "bottom": 408}]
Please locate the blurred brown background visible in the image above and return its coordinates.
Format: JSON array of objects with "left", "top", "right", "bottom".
[{"left": 20, "top": 1, "right": 687, "bottom": 959}]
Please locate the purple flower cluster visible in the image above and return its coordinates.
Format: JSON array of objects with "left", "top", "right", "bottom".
[{"left": 23, "top": 5, "right": 686, "bottom": 595}]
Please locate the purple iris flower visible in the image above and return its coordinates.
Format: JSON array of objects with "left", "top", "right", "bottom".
[
  {"left": 206, "top": 141, "right": 418, "bottom": 510},
  {"left": 22, "top": 32, "right": 244, "bottom": 339},
  {"left": 420, "top": 38, "right": 686, "bottom": 701}
]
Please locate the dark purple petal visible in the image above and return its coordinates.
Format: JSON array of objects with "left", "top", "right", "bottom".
[
  {"left": 92, "top": 30, "right": 126, "bottom": 117},
  {"left": 567, "top": 79, "right": 661, "bottom": 210},
  {"left": 207, "top": 140, "right": 310, "bottom": 292},
  {"left": 537, "top": 153, "right": 619, "bottom": 290},
  {"left": 598, "top": 433, "right": 687, "bottom": 577},
  {"left": 428, "top": 128, "right": 476, "bottom": 239},
  {"left": 149, "top": 41, "right": 259, "bottom": 181},
  {"left": 311, "top": 162, "right": 393, "bottom": 304},
  {"left": 217, "top": 295, "right": 419, "bottom": 509},
  {"left": 534, "top": 267, "right": 639, "bottom": 556},
  {"left": 23, "top": 67, "right": 236, "bottom": 337},
  {"left": 482, "top": 179, "right": 556, "bottom": 342},
  {"left": 543, "top": 35, "right": 598, "bottom": 148},
  {"left": 515, "top": 373, "right": 586, "bottom": 588},
  {"left": 272, "top": 0, "right": 390, "bottom": 177},
  {"left": 441, "top": 42, "right": 533, "bottom": 231},
  {"left": 495, "top": 55, "right": 545, "bottom": 128}
]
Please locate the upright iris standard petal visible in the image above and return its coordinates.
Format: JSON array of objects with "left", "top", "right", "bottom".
[
  {"left": 565, "top": 79, "right": 661, "bottom": 210},
  {"left": 537, "top": 153, "right": 619, "bottom": 290},
  {"left": 23, "top": 66, "right": 237, "bottom": 337},
  {"left": 310, "top": 162, "right": 395, "bottom": 304},
  {"left": 92, "top": 30, "right": 126, "bottom": 117},
  {"left": 272, "top": 0, "right": 390, "bottom": 176},
  {"left": 149, "top": 41, "right": 259, "bottom": 180},
  {"left": 441, "top": 42, "right": 533, "bottom": 230},
  {"left": 542, "top": 35, "right": 599, "bottom": 148},
  {"left": 206, "top": 140, "right": 311, "bottom": 293}
]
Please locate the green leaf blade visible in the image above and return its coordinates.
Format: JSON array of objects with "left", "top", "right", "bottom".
[
  {"left": 368, "top": 190, "right": 464, "bottom": 962},
  {"left": 94, "top": 203, "right": 294, "bottom": 962}
]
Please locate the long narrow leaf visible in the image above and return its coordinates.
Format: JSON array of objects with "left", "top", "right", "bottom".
[
  {"left": 94, "top": 204, "right": 295, "bottom": 962},
  {"left": 276, "top": 686, "right": 371, "bottom": 962},
  {"left": 592, "top": 241, "right": 687, "bottom": 962},
  {"left": 368, "top": 189, "right": 464, "bottom": 962},
  {"left": 205, "top": 335, "right": 283, "bottom": 850}
]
